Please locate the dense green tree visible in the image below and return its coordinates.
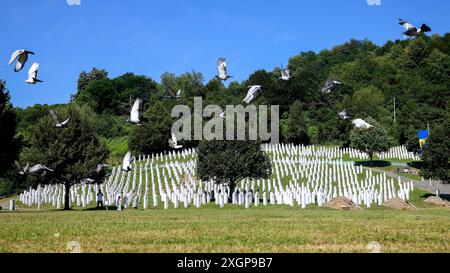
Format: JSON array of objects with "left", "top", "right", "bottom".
[
  {"left": 197, "top": 140, "right": 272, "bottom": 194},
  {"left": 24, "top": 105, "right": 109, "bottom": 210},
  {"left": 351, "top": 86, "right": 385, "bottom": 120},
  {"left": 15, "top": 104, "right": 53, "bottom": 148},
  {"left": 74, "top": 73, "right": 158, "bottom": 116},
  {"left": 401, "top": 37, "right": 431, "bottom": 69},
  {"left": 420, "top": 119, "right": 450, "bottom": 184},
  {"left": 76, "top": 68, "right": 108, "bottom": 93},
  {"left": 284, "top": 101, "right": 309, "bottom": 145},
  {"left": 128, "top": 101, "right": 173, "bottom": 154},
  {"left": 350, "top": 117, "right": 391, "bottom": 164},
  {"left": 0, "top": 80, "right": 21, "bottom": 196}
]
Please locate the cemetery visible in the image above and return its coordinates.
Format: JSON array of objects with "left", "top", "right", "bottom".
[{"left": 1, "top": 0, "right": 449, "bottom": 255}]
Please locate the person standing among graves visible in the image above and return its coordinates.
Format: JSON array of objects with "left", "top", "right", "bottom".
[{"left": 97, "top": 190, "right": 104, "bottom": 209}]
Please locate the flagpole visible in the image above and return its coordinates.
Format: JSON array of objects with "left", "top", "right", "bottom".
[{"left": 393, "top": 97, "right": 396, "bottom": 124}]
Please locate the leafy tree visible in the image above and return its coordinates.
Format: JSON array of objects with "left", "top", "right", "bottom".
[
  {"left": 351, "top": 86, "right": 385, "bottom": 120},
  {"left": 76, "top": 68, "right": 108, "bottom": 93},
  {"left": 423, "top": 48, "right": 450, "bottom": 84},
  {"left": 284, "top": 101, "right": 309, "bottom": 145},
  {"left": 74, "top": 73, "right": 158, "bottom": 116},
  {"left": 404, "top": 126, "right": 422, "bottom": 155},
  {"left": 402, "top": 37, "right": 431, "bottom": 69},
  {"left": 350, "top": 117, "right": 391, "bottom": 164},
  {"left": 197, "top": 140, "right": 272, "bottom": 194},
  {"left": 15, "top": 104, "right": 53, "bottom": 148},
  {"left": 0, "top": 80, "right": 21, "bottom": 196},
  {"left": 128, "top": 101, "right": 173, "bottom": 154},
  {"left": 24, "top": 104, "right": 109, "bottom": 210},
  {"left": 420, "top": 119, "right": 450, "bottom": 184}
]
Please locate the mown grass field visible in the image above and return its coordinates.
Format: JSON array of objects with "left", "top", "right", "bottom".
[{"left": 1, "top": 203, "right": 449, "bottom": 253}]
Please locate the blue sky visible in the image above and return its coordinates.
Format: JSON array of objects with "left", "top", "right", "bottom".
[{"left": 1, "top": 0, "right": 449, "bottom": 108}]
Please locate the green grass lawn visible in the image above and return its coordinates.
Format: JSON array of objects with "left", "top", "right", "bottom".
[{"left": 1, "top": 204, "right": 449, "bottom": 253}]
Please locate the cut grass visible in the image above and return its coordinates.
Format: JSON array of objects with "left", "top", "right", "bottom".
[{"left": 1, "top": 206, "right": 449, "bottom": 253}]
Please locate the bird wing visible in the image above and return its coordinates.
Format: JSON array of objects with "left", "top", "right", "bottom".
[
  {"left": 399, "top": 19, "right": 415, "bottom": 30},
  {"left": 243, "top": 87, "right": 256, "bottom": 104},
  {"left": 217, "top": 58, "right": 227, "bottom": 78},
  {"left": 123, "top": 152, "right": 131, "bottom": 169},
  {"left": 352, "top": 119, "right": 361, "bottom": 126},
  {"left": 176, "top": 90, "right": 181, "bottom": 98},
  {"left": 29, "top": 164, "right": 53, "bottom": 173},
  {"left": 28, "top": 62, "right": 39, "bottom": 80},
  {"left": 130, "top": 98, "right": 141, "bottom": 121},
  {"left": 15, "top": 53, "right": 29, "bottom": 72},
  {"left": 49, "top": 110, "right": 61, "bottom": 125},
  {"left": 61, "top": 118, "right": 70, "bottom": 126},
  {"left": 167, "top": 87, "right": 177, "bottom": 97},
  {"left": 172, "top": 133, "right": 178, "bottom": 145},
  {"left": 8, "top": 50, "right": 23, "bottom": 65}
]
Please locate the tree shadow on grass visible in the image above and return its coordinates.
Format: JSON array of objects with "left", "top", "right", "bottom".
[
  {"left": 408, "top": 161, "right": 425, "bottom": 169},
  {"left": 85, "top": 206, "right": 116, "bottom": 211},
  {"left": 420, "top": 193, "right": 450, "bottom": 202},
  {"left": 354, "top": 161, "right": 392, "bottom": 167}
]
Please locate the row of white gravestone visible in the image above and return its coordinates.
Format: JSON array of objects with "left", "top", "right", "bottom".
[
  {"left": 264, "top": 143, "right": 419, "bottom": 161},
  {"left": 17, "top": 145, "right": 415, "bottom": 210},
  {"left": 264, "top": 144, "right": 369, "bottom": 160},
  {"left": 378, "top": 146, "right": 421, "bottom": 161}
]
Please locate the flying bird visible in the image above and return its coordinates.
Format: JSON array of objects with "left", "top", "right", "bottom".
[
  {"left": 338, "top": 109, "right": 350, "bottom": 120},
  {"left": 128, "top": 98, "right": 143, "bottom": 125},
  {"left": 169, "top": 133, "right": 183, "bottom": 149},
  {"left": 399, "top": 19, "right": 431, "bottom": 37},
  {"left": 81, "top": 178, "right": 95, "bottom": 184},
  {"left": 352, "top": 119, "right": 374, "bottom": 129},
  {"left": 164, "top": 87, "right": 182, "bottom": 100},
  {"left": 243, "top": 85, "right": 263, "bottom": 105},
  {"left": 216, "top": 58, "right": 233, "bottom": 81},
  {"left": 279, "top": 64, "right": 291, "bottom": 81},
  {"left": 28, "top": 164, "right": 54, "bottom": 173},
  {"left": 15, "top": 161, "right": 53, "bottom": 175},
  {"left": 25, "top": 62, "right": 42, "bottom": 84},
  {"left": 96, "top": 163, "right": 109, "bottom": 173},
  {"left": 8, "top": 50, "right": 34, "bottom": 72},
  {"left": 49, "top": 110, "right": 70, "bottom": 128},
  {"left": 14, "top": 161, "right": 29, "bottom": 176},
  {"left": 321, "top": 80, "right": 342, "bottom": 94},
  {"left": 122, "top": 152, "right": 134, "bottom": 172}
]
